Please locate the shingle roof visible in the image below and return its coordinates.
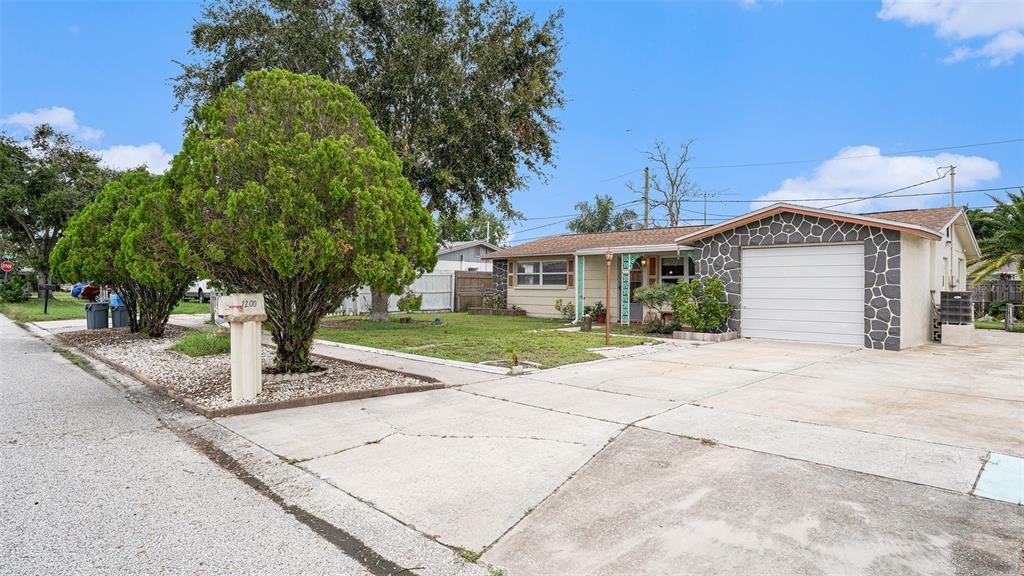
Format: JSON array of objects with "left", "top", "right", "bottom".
[
  {"left": 859, "top": 206, "right": 962, "bottom": 232},
  {"left": 483, "top": 225, "right": 706, "bottom": 259}
]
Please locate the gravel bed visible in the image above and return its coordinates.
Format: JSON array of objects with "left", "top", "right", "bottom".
[{"left": 58, "top": 328, "right": 426, "bottom": 410}]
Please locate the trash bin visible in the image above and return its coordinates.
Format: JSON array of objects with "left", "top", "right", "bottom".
[
  {"left": 85, "top": 302, "right": 109, "bottom": 330},
  {"left": 110, "top": 306, "right": 129, "bottom": 328}
]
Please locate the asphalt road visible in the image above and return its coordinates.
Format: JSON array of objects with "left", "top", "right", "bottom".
[{"left": 0, "top": 315, "right": 366, "bottom": 576}]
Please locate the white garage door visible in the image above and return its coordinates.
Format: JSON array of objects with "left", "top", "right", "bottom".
[{"left": 740, "top": 243, "right": 864, "bottom": 345}]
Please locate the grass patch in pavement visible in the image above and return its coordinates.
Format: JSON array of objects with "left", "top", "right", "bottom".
[
  {"left": 0, "top": 292, "right": 208, "bottom": 323},
  {"left": 316, "top": 312, "right": 654, "bottom": 368},
  {"left": 975, "top": 320, "right": 1024, "bottom": 333},
  {"left": 169, "top": 332, "right": 231, "bottom": 357},
  {"left": 53, "top": 346, "right": 105, "bottom": 381}
]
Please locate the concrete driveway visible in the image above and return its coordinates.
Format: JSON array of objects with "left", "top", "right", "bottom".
[{"left": 218, "top": 330, "right": 1024, "bottom": 574}]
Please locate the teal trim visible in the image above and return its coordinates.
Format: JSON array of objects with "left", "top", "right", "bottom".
[
  {"left": 620, "top": 253, "right": 641, "bottom": 324},
  {"left": 575, "top": 254, "right": 585, "bottom": 321}
]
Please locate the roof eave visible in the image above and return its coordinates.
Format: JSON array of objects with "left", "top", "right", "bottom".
[{"left": 674, "top": 203, "right": 944, "bottom": 243}]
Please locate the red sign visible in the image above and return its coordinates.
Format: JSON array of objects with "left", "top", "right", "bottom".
[{"left": 0, "top": 261, "right": 13, "bottom": 273}]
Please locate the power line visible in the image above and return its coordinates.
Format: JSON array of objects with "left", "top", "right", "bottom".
[
  {"left": 680, "top": 185, "right": 1022, "bottom": 204},
  {"left": 824, "top": 173, "right": 948, "bottom": 209}
]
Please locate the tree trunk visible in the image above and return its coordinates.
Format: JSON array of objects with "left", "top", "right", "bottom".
[
  {"left": 369, "top": 287, "right": 390, "bottom": 322},
  {"left": 35, "top": 270, "right": 49, "bottom": 297}
]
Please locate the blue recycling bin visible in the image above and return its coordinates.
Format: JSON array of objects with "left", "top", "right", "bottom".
[{"left": 85, "top": 302, "right": 109, "bottom": 330}]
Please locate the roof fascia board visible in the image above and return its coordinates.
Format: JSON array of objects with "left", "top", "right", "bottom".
[{"left": 674, "top": 203, "right": 943, "bottom": 243}]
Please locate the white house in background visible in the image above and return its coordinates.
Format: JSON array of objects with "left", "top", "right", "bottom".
[{"left": 432, "top": 240, "right": 499, "bottom": 272}]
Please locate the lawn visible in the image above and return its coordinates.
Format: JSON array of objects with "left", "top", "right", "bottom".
[
  {"left": 975, "top": 320, "right": 1024, "bottom": 333},
  {"left": 0, "top": 292, "right": 210, "bottom": 323},
  {"left": 316, "top": 312, "right": 655, "bottom": 368}
]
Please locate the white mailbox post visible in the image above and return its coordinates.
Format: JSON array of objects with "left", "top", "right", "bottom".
[{"left": 217, "top": 293, "right": 267, "bottom": 401}]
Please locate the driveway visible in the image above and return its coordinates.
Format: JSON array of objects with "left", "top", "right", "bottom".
[{"left": 218, "top": 330, "right": 1024, "bottom": 574}]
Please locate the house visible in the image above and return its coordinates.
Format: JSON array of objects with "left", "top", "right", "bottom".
[
  {"left": 432, "top": 240, "right": 499, "bottom": 272},
  {"left": 483, "top": 203, "right": 979, "bottom": 350}
]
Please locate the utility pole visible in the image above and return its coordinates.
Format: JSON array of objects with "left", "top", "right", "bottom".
[
  {"left": 485, "top": 220, "right": 491, "bottom": 244},
  {"left": 643, "top": 166, "right": 649, "bottom": 229},
  {"left": 948, "top": 165, "right": 956, "bottom": 207}
]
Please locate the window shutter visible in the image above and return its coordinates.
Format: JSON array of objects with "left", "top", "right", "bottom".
[
  {"left": 567, "top": 257, "right": 575, "bottom": 288},
  {"left": 647, "top": 256, "right": 658, "bottom": 284},
  {"left": 508, "top": 260, "right": 515, "bottom": 287}
]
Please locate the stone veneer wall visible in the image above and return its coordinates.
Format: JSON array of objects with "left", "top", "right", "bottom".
[
  {"left": 492, "top": 259, "right": 508, "bottom": 306},
  {"left": 691, "top": 213, "right": 901, "bottom": 350}
]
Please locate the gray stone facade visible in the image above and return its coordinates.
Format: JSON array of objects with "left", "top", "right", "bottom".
[
  {"left": 691, "top": 212, "right": 901, "bottom": 350},
  {"left": 492, "top": 259, "right": 508, "bottom": 306}
]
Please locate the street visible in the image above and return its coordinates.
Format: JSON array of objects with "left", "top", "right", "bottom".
[{"left": 0, "top": 315, "right": 366, "bottom": 576}]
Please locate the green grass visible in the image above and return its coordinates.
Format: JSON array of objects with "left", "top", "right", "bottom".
[
  {"left": 975, "top": 319, "right": 1024, "bottom": 333},
  {"left": 0, "top": 292, "right": 209, "bottom": 323},
  {"left": 169, "top": 332, "right": 231, "bottom": 357},
  {"left": 315, "top": 312, "right": 654, "bottom": 368}
]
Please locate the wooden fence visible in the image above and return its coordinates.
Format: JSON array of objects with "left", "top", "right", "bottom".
[
  {"left": 972, "top": 279, "right": 1022, "bottom": 315},
  {"left": 454, "top": 271, "right": 492, "bottom": 312}
]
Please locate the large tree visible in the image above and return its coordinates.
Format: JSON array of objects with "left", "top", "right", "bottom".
[
  {"left": 170, "top": 69, "right": 436, "bottom": 371},
  {"left": 567, "top": 194, "right": 638, "bottom": 234},
  {"left": 436, "top": 209, "right": 510, "bottom": 245},
  {"left": 0, "top": 125, "right": 108, "bottom": 292},
  {"left": 173, "top": 0, "right": 562, "bottom": 320},
  {"left": 50, "top": 170, "right": 193, "bottom": 337},
  {"left": 626, "top": 139, "right": 699, "bottom": 227},
  {"left": 173, "top": 0, "right": 563, "bottom": 219},
  {"left": 970, "top": 191, "right": 1024, "bottom": 288}
]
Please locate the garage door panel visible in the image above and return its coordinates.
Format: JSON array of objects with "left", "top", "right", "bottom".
[
  {"left": 740, "top": 244, "right": 864, "bottom": 345},
  {"left": 741, "top": 243, "right": 864, "bottom": 258},
  {"left": 742, "top": 308, "right": 863, "bottom": 324},
  {"left": 741, "top": 287, "right": 864, "bottom": 301},
  {"left": 741, "top": 328, "right": 863, "bottom": 346},
  {"left": 741, "top": 297, "right": 863, "bottom": 313},
  {"left": 742, "top": 265, "right": 863, "bottom": 279},
  {"left": 743, "top": 275, "right": 862, "bottom": 290}
]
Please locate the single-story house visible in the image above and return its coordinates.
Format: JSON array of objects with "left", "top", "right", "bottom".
[
  {"left": 482, "top": 203, "right": 979, "bottom": 350},
  {"left": 432, "top": 240, "right": 500, "bottom": 272}
]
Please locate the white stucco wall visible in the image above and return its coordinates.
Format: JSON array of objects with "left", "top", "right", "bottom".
[
  {"left": 900, "top": 233, "right": 932, "bottom": 348},
  {"left": 930, "top": 216, "right": 972, "bottom": 302}
]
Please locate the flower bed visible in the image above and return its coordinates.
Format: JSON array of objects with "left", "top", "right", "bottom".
[{"left": 58, "top": 327, "right": 439, "bottom": 416}]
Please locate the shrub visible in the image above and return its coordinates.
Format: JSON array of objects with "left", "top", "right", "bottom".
[
  {"left": 170, "top": 332, "right": 231, "bottom": 357},
  {"left": 553, "top": 298, "right": 575, "bottom": 321},
  {"left": 397, "top": 291, "right": 423, "bottom": 314},
  {"left": 0, "top": 277, "right": 29, "bottom": 303},
  {"left": 671, "top": 278, "right": 733, "bottom": 333},
  {"left": 633, "top": 282, "right": 674, "bottom": 333},
  {"left": 482, "top": 291, "right": 505, "bottom": 309}
]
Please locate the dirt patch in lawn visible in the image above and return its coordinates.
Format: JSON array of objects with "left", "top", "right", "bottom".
[{"left": 58, "top": 327, "right": 437, "bottom": 415}]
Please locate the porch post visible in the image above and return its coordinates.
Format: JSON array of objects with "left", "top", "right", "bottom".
[
  {"left": 575, "top": 254, "right": 585, "bottom": 321},
  {"left": 620, "top": 253, "right": 641, "bottom": 325}
]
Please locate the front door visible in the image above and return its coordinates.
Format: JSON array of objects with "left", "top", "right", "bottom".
[{"left": 629, "top": 261, "right": 643, "bottom": 323}]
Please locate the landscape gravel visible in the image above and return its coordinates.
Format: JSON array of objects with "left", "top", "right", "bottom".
[{"left": 59, "top": 327, "right": 425, "bottom": 410}]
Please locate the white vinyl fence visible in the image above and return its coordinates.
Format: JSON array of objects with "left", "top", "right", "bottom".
[{"left": 333, "top": 271, "right": 454, "bottom": 315}]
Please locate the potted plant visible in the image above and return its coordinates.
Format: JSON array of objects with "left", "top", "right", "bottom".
[
  {"left": 591, "top": 301, "right": 607, "bottom": 324},
  {"left": 670, "top": 278, "right": 736, "bottom": 342}
]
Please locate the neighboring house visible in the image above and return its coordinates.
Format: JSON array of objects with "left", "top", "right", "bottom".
[
  {"left": 483, "top": 203, "right": 979, "bottom": 351},
  {"left": 432, "top": 240, "right": 499, "bottom": 272}
]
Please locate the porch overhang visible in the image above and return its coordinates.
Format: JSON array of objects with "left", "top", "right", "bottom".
[{"left": 574, "top": 244, "right": 694, "bottom": 256}]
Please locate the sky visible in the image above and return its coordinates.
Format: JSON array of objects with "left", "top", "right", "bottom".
[{"left": 2, "top": 0, "right": 1022, "bottom": 244}]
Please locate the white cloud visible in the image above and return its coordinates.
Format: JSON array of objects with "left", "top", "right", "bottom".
[
  {"left": 1, "top": 106, "right": 103, "bottom": 140},
  {"left": 95, "top": 143, "right": 173, "bottom": 174},
  {"left": 752, "top": 145, "right": 1001, "bottom": 212},
  {"left": 878, "top": 0, "right": 1024, "bottom": 66}
]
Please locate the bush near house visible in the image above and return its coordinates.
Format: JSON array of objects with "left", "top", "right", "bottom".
[
  {"left": 671, "top": 278, "right": 733, "bottom": 333},
  {"left": 633, "top": 283, "right": 678, "bottom": 334}
]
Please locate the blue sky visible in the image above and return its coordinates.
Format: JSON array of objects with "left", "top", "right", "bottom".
[{"left": 2, "top": 0, "right": 1022, "bottom": 242}]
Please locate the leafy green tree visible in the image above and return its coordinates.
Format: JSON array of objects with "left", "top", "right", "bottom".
[
  {"left": 174, "top": 0, "right": 563, "bottom": 220},
  {"left": 50, "top": 170, "right": 193, "bottom": 336},
  {"left": 170, "top": 69, "right": 436, "bottom": 372},
  {"left": 174, "top": 0, "right": 562, "bottom": 321},
  {"left": 967, "top": 206, "right": 999, "bottom": 245},
  {"left": 633, "top": 282, "right": 675, "bottom": 333},
  {"left": 970, "top": 191, "right": 1024, "bottom": 288},
  {"left": 436, "top": 210, "right": 510, "bottom": 245},
  {"left": 0, "top": 125, "right": 108, "bottom": 292},
  {"left": 567, "top": 194, "right": 638, "bottom": 234}
]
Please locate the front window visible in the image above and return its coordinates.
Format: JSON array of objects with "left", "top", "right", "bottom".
[
  {"left": 517, "top": 260, "right": 567, "bottom": 286},
  {"left": 660, "top": 256, "right": 692, "bottom": 284}
]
